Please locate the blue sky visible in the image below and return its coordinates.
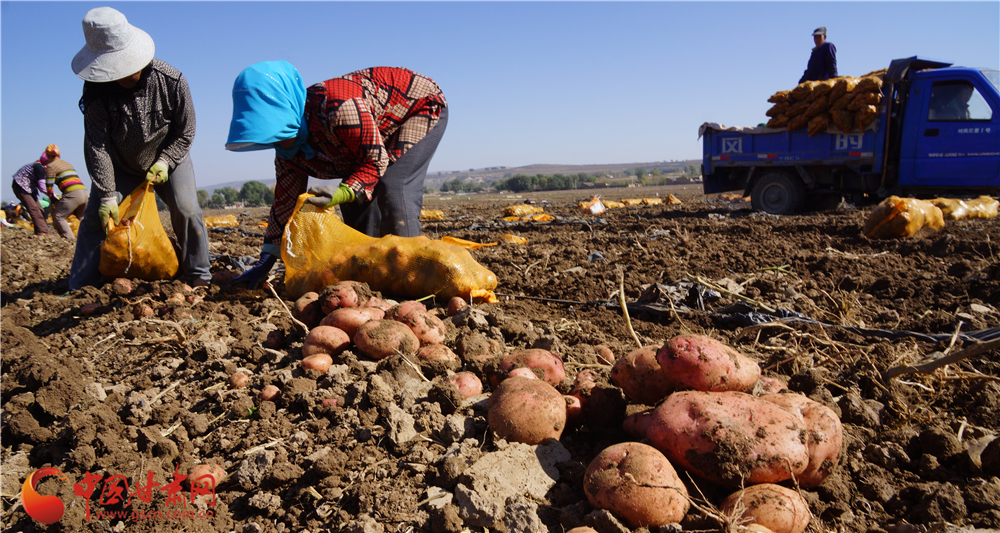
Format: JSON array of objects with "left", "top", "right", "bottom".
[{"left": 2, "top": 1, "right": 998, "bottom": 200}]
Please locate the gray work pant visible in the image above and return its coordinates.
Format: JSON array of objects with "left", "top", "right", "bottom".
[
  {"left": 340, "top": 106, "right": 448, "bottom": 238},
  {"left": 52, "top": 188, "right": 88, "bottom": 239},
  {"left": 69, "top": 155, "right": 211, "bottom": 290}
]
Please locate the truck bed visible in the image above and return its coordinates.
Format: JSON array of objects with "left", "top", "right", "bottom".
[{"left": 701, "top": 123, "right": 878, "bottom": 194}]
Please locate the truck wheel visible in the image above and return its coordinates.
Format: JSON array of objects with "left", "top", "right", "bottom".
[{"left": 750, "top": 172, "right": 805, "bottom": 214}]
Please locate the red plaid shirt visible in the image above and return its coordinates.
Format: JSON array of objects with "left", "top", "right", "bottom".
[{"left": 265, "top": 67, "right": 446, "bottom": 244}]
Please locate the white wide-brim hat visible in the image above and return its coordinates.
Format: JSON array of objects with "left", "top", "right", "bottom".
[{"left": 72, "top": 7, "right": 155, "bottom": 82}]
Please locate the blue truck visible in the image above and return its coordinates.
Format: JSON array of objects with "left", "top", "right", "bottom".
[{"left": 701, "top": 57, "right": 1000, "bottom": 214}]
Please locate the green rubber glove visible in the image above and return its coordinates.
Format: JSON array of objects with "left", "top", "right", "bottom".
[
  {"left": 304, "top": 184, "right": 355, "bottom": 208},
  {"left": 98, "top": 197, "right": 120, "bottom": 232},
  {"left": 146, "top": 161, "right": 169, "bottom": 185}
]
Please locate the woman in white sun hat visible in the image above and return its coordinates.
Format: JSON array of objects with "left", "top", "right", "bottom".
[{"left": 68, "top": 6, "right": 211, "bottom": 290}]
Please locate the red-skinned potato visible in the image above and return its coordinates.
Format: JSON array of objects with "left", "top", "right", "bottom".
[
  {"left": 583, "top": 442, "right": 690, "bottom": 527},
  {"left": 398, "top": 308, "right": 447, "bottom": 345},
  {"left": 228, "top": 372, "right": 250, "bottom": 389},
  {"left": 319, "top": 281, "right": 372, "bottom": 314},
  {"left": 656, "top": 334, "right": 761, "bottom": 392},
  {"left": 448, "top": 371, "right": 483, "bottom": 399},
  {"left": 384, "top": 300, "right": 427, "bottom": 322},
  {"left": 417, "top": 344, "right": 459, "bottom": 363},
  {"left": 260, "top": 384, "right": 280, "bottom": 401},
  {"left": 111, "top": 278, "right": 133, "bottom": 296},
  {"left": 624, "top": 391, "right": 809, "bottom": 487},
  {"left": 594, "top": 345, "right": 616, "bottom": 364},
  {"left": 302, "top": 326, "right": 351, "bottom": 357},
  {"left": 189, "top": 463, "right": 226, "bottom": 489},
  {"left": 489, "top": 348, "right": 566, "bottom": 388},
  {"left": 353, "top": 319, "right": 420, "bottom": 360},
  {"left": 366, "top": 297, "right": 396, "bottom": 312},
  {"left": 508, "top": 367, "right": 538, "bottom": 380},
  {"left": 301, "top": 353, "right": 333, "bottom": 373},
  {"left": 81, "top": 302, "right": 101, "bottom": 316},
  {"left": 760, "top": 393, "right": 843, "bottom": 487},
  {"left": 758, "top": 376, "right": 788, "bottom": 394},
  {"left": 292, "top": 292, "right": 323, "bottom": 329},
  {"left": 447, "top": 296, "right": 467, "bottom": 316},
  {"left": 611, "top": 346, "right": 675, "bottom": 405},
  {"left": 320, "top": 307, "right": 385, "bottom": 338},
  {"left": 564, "top": 395, "right": 585, "bottom": 426},
  {"left": 719, "top": 484, "right": 811, "bottom": 533},
  {"left": 487, "top": 377, "right": 566, "bottom": 445}
]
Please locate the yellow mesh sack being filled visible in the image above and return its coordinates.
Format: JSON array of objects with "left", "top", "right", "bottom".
[
  {"left": 282, "top": 194, "right": 498, "bottom": 302},
  {"left": 99, "top": 183, "right": 179, "bottom": 280},
  {"left": 863, "top": 196, "right": 945, "bottom": 239}
]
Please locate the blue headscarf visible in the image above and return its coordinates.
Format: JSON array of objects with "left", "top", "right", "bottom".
[{"left": 226, "top": 60, "right": 314, "bottom": 160}]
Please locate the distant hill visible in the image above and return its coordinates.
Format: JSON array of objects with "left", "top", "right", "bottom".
[{"left": 199, "top": 159, "right": 702, "bottom": 193}]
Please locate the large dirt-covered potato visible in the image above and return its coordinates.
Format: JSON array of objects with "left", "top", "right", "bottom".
[
  {"left": 760, "top": 393, "right": 843, "bottom": 487},
  {"left": 610, "top": 345, "right": 675, "bottom": 405},
  {"left": 583, "top": 442, "right": 690, "bottom": 527},
  {"left": 719, "top": 484, "right": 811, "bottom": 533},
  {"left": 353, "top": 319, "right": 420, "bottom": 360},
  {"left": 302, "top": 325, "right": 351, "bottom": 357},
  {"left": 624, "top": 391, "right": 809, "bottom": 487},
  {"left": 319, "top": 281, "right": 372, "bottom": 314},
  {"left": 487, "top": 376, "right": 566, "bottom": 445},
  {"left": 656, "top": 335, "right": 760, "bottom": 392},
  {"left": 320, "top": 306, "right": 385, "bottom": 338}
]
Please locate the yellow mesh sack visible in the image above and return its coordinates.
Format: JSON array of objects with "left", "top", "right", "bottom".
[
  {"left": 503, "top": 204, "right": 544, "bottom": 217},
  {"left": 621, "top": 199, "right": 644, "bottom": 206},
  {"left": 99, "top": 183, "right": 179, "bottom": 280},
  {"left": 930, "top": 196, "right": 999, "bottom": 221},
  {"left": 641, "top": 198, "right": 663, "bottom": 206},
  {"left": 604, "top": 200, "right": 625, "bottom": 209},
  {"left": 863, "top": 196, "right": 945, "bottom": 239},
  {"left": 282, "top": 194, "right": 498, "bottom": 302},
  {"left": 204, "top": 214, "right": 238, "bottom": 228},
  {"left": 420, "top": 209, "right": 445, "bottom": 220}
]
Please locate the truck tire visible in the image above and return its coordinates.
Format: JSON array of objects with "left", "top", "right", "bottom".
[{"left": 751, "top": 172, "right": 806, "bottom": 214}]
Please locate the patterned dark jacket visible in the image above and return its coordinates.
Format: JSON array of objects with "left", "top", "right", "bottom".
[
  {"left": 264, "top": 67, "right": 446, "bottom": 245},
  {"left": 79, "top": 58, "right": 196, "bottom": 199}
]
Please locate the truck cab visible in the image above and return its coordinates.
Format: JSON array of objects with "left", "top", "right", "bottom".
[{"left": 895, "top": 65, "right": 1000, "bottom": 193}]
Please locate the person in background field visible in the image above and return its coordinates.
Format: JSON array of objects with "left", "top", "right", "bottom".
[
  {"left": 68, "top": 6, "right": 211, "bottom": 290},
  {"left": 41, "top": 144, "right": 89, "bottom": 239},
  {"left": 9, "top": 152, "right": 53, "bottom": 236},
  {"left": 799, "top": 27, "right": 838, "bottom": 83},
  {"left": 224, "top": 61, "right": 448, "bottom": 288}
]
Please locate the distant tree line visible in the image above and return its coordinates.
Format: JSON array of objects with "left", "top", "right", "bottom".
[
  {"left": 439, "top": 179, "right": 484, "bottom": 193},
  {"left": 197, "top": 181, "right": 274, "bottom": 209},
  {"left": 494, "top": 173, "right": 599, "bottom": 193}
]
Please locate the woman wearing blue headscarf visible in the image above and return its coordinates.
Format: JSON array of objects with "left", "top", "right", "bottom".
[{"left": 226, "top": 61, "right": 448, "bottom": 289}]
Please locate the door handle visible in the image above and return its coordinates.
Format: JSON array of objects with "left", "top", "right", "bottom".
[{"left": 925, "top": 128, "right": 939, "bottom": 137}]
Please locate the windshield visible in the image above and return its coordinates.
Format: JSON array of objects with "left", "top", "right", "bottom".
[{"left": 984, "top": 70, "right": 999, "bottom": 91}]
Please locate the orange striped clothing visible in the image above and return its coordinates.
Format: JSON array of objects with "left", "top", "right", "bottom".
[{"left": 45, "top": 159, "right": 86, "bottom": 195}]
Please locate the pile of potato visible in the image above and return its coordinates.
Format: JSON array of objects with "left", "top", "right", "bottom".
[
  {"left": 282, "top": 283, "right": 840, "bottom": 532},
  {"left": 766, "top": 69, "right": 887, "bottom": 135},
  {"left": 481, "top": 332, "right": 842, "bottom": 532}
]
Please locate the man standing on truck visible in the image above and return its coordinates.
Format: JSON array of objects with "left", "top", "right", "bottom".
[{"left": 799, "top": 27, "right": 838, "bottom": 83}]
